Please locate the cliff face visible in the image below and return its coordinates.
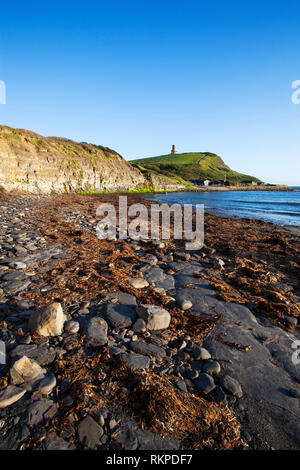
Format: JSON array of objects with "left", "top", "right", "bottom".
[
  {"left": 0, "top": 126, "right": 150, "bottom": 194},
  {"left": 0, "top": 126, "right": 187, "bottom": 193}
]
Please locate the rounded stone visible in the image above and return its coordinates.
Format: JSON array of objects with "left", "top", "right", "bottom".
[
  {"left": 202, "top": 360, "right": 221, "bottom": 376},
  {"left": 78, "top": 308, "right": 89, "bottom": 315},
  {"left": 132, "top": 318, "right": 146, "bottom": 332},
  {"left": 9, "top": 261, "right": 27, "bottom": 270},
  {"left": 176, "top": 298, "right": 193, "bottom": 310},
  {"left": 28, "top": 302, "right": 66, "bottom": 337},
  {"left": 219, "top": 375, "right": 243, "bottom": 398},
  {"left": 194, "top": 373, "right": 216, "bottom": 394},
  {"left": 64, "top": 320, "right": 80, "bottom": 334},
  {"left": 0, "top": 385, "right": 26, "bottom": 408},
  {"left": 176, "top": 380, "right": 187, "bottom": 392},
  {"left": 186, "top": 368, "right": 199, "bottom": 380},
  {"left": 128, "top": 278, "right": 149, "bottom": 289},
  {"left": 193, "top": 347, "right": 211, "bottom": 361},
  {"left": 38, "top": 374, "right": 57, "bottom": 395},
  {"left": 136, "top": 304, "right": 171, "bottom": 330}
]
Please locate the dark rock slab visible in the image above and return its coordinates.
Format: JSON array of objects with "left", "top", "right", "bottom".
[
  {"left": 26, "top": 398, "right": 57, "bottom": 427},
  {"left": 130, "top": 340, "right": 166, "bottom": 358},
  {"left": 219, "top": 375, "right": 243, "bottom": 398},
  {"left": 122, "top": 353, "right": 150, "bottom": 370},
  {"left": 85, "top": 317, "right": 108, "bottom": 346},
  {"left": 113, "top": 421, "right": 138, "bottom": 450},
  {"left": 43, "top": 436, "right": 76, "bottom": 450},
  {"left": 10, "top": 344, "right": 57, "bottom": 366},
  {"left": 155, "top": 275, "right": 175, "bottom": 291},
  {"left": 167, "top": 262, "right": 187, "bottom": 272},
  {"left": 144, "top": 266, "right": 166, "bottom": 284},
  {"left": 103, "top": 292, "right": 137, "bottom": 306},
  {"left": 1, "top": 271, "right": 27, "bottom": 282},
  {"left": 78, "top": 416, "right": 104, "bottom": 449},
  {"left": 2, "top": 280, "right": 31, "bottom": 295},
  {"left": 194, "top": 373, "right": 215, "bottom": 394},
  {"left": 202, "top": 291, "right": 300, "bottom": 448},
  {"left": 113, "top": 420, "right": 180, "bottom": 450},
  {"left": 0, "top": 424, "right": 30, "bottom": 450},
  {"left": 108, "top": 346, "right": 126, "bottom": 356},
  {"left": 105, "top": 303, "right": 136, "bottom": 329}
]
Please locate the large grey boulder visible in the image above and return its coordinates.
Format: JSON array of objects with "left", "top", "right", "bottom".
[
  {"left": 28, "top": 302, "right": 66, "bottom": 337},
  {"left": 78, "top": 416, "right": 104, "bottom": 449},
  {"left": 193, "top": 346, "right": 211, "bottom": 360},
  {"left": 122, "top": 353, "right": 150, "bottom": 370},
  {"left": 43, "top": 436, "right": 75, "bottom": 450},
  {"left": 144, "top": 266, "right": 165, "bottom": 285},
  {"left": 10, "top": 356, "right": 45, "bottom": 386},
  {"left": 103, "top": 292, "right": 137, "bottom": 305},
  {"left": 194, "top": 373, "right": 216, "bottom": 394},
  {"left": 105, "top": 303, "right": 136, "bottom": 329},
  {"left": 136, "top": 304, "right": 171, "bottom": 330},
  {"left": 219, "top": 375, "right": 243, "bottom": 398},
  {"left": 26, "top": 398, "right": 57, "bottom": 426},
  {"left": 85, "top": 317, "right": 108, "bottom": 346}
]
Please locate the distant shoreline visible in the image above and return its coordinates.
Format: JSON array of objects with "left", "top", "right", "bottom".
[{"left": 174, "top": 185, "right": 292, "bottom": 193}]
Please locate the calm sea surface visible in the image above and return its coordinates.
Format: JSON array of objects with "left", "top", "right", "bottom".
[{"left": 146, "top": 188, "right": 300, "bottom": 226}]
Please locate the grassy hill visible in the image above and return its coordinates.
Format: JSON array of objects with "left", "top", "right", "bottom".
[{"left": 130, "top": 152, "right": 261, "bottom": 184}]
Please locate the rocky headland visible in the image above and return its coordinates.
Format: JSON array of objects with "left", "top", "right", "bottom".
[{"left": 0, "top": 126, "right": 186, "bottom": 194}]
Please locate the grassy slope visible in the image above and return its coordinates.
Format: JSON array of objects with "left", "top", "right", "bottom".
[
  {"left": 0, "top": 125, "right": 122, "bottom": 163},
  {"left": 131, "top": 152, "right": 261, "bottom": 184}
]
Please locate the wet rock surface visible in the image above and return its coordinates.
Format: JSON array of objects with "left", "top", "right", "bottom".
[{"left": 0, "top": 193, "right": 299, "bottom": 450}]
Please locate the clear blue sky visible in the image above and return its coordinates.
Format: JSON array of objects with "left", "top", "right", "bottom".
[{"left": 0, "top": 1, "right": 300, "bottom": 184}]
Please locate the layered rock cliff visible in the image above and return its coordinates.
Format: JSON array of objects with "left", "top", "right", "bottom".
[{"left": 0, "top": 126, "right": 185, "bottom": 194}]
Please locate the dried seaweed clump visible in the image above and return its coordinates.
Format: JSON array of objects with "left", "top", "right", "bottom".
[{"left": 55, "top": 349, "right": 243, "bottom": 450}]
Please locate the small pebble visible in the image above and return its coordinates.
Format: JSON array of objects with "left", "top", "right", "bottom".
[
  {"left": 64, "top": 320, "right": 80, "bottom": 334},
  {"left": 38, "top": 374, "right": 57, "bottom": 395}
]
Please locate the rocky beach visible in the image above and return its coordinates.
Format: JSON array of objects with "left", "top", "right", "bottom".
[{"left": 0, "top": 190, "right": 299, "bottom": 450}]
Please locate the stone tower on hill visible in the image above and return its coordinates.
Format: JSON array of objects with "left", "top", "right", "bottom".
[{"left": 171, "top": 144, "right": 177, "bottom": 154}]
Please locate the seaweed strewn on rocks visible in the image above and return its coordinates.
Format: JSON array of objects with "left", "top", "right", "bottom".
[{"left": 0, "top": 192, "right": 299, "bottom": 450}]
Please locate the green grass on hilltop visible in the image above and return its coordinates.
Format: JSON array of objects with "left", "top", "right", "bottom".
[{"left": 130, "top": 152, "right": 261, "bottom": 184}]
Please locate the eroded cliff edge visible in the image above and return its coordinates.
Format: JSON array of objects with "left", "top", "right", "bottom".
[{"left": 0, "top": 126, "right": 185, "bottom": 193}]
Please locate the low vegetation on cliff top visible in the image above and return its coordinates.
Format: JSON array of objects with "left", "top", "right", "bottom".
[{"left": 0, "top": 125, "right": 121, "bottom": 162}]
